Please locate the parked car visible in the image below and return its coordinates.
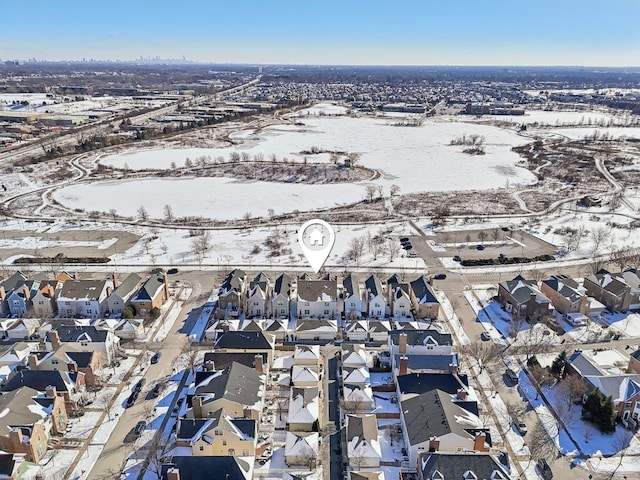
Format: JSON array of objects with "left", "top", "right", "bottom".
[
  {"left": 476, "top": 244, "right": 485, "bottom": 250},
  {"left": 433, "top": 273, "right": 447, "bottom": 280},
  {"left": 151, "top": 384, "right": 163, "bottom": 397},
  {"left": 453, "top": 255, "right": 461, "bottom": 262},
  {"left": 134, "top": 421, "right": 147, "bottom": 436},
  {"left": 537, "top": 458, "right": 553, "bottom": 479},
  {"left": 403, "top": 244, "right": 413, "bottom": 250},
  {"left": 408, "top": 252, "right": 418, "bottom": 258},
  {"left": 400, "top": 237, "right": 410, "bottom": 242},
  {"left": 167, "top": 267, "right": 179, "bottom": 275},
  {"left": 515, "top": 416, "right": 527, "bottom": 435},
  {"left": 506, "top": 368, "right": 519, "bottom": 382},
  {"left": 480, "top": 331, "right": 490, "bottom": 341},
  {"left": 125, "top": 392, "right": 138, "bottom": 408},
  {"left": 134, "top": 378, "right": 146, "bottom": 392},
  {"left": 151, "top": 352, "right": 162, "bottom": 364}
]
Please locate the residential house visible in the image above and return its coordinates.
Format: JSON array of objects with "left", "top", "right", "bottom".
[
  {"left": 271, "top": 273, "right": 291, "bottom": 319},
  {"left": 294, "top": 320, "right": 337, "bottom": 342},
  {"left": 363, "top": 275, "right": 387, "bottom": 319},
  {"left": 5, "top": 319, "right": 39, "bottom": 341},
  {"left": 343, "top": 384, "right": 375, "bottom": 412},
  {"left": 388, "top": 330, "right": 453, "bottom": 357},
  {"left": 400, "top": 388, "right": 489, "bottom": 467},
  {"left": 291, "top": 365, "right": 319, "bottom": 387},
  {"left": 204, "top": 319, "right": 240, "bottom": 341},
  {"left": 202, "top": 352, "right": 268, "bottom": 373},
  {"left": 296, "top": 277, "right": 338, "bottom": 319},
  {"left": 342, "top": 344, "right": 368, "bottom": 368},
  {"left": 389, "top": 284, "right": 413, "bottom": 319},
  {"left": 56, "top": 279, "right": 114, "bottom": 319},
  {"left": 0, "top": 386, "right": 68, "bottom": 463},
  {"left": 246, "top": 273, "right": 271, "bottom": 318},
  {"left": 49, "top": 326, "right": 119, "bottom": 364},
  {"left": 106, "top": 273, "right": 142, "bottom": 315},
  {"left": 345, "top": 320, "right": 369, "bottom": 342},
  {"left": 293, "top": 345, "right": 320, "bottom": 366},
  {"left": 350, "top": 473, "right": 384, "bottom": 480},
  {"left": 186, "top": 362, "right": 265, "bottom": 421},
  {"left": 31, "top": 282, "right": 57, "bottom": 318},
  {"left": 409, "top": 276, "right": 440, "bottom": 320},
  {"left": 114, "top": 318, "right": 144, "bottom": 340},
  {"left": 176, "top": 408, "right": 257, "bottom": 456},
  {"left": 160, "top": 456, "right": 253, "bottom": 480},
  {"left": 540, "top": 275, "right": 589, "bottom": 315},
  {"left": 343, "top": 274, "right": 362, "bottom": 319},
  {"left": 2, "top": 371, "right": 85, "bottom": 412},
  {"left": 497, "top": 275, "right": 551, "bottom": 321},
  {"left": 130, "top": 273, "right": 169, "bottom": 317},
  {"left": 217, "top": 270, "right": 246, "bottom": 318},
  {"left": 394, "top": 354, "right": 459, "bottom": 376},
  {"left": 368, "top": 320, "right": 392, "bottom": 343},
  {"left": 213, "top": 331, "right": 275, "bottom": 366},
  {"left": 239, "top": 319, "right": 265, "bottom": 333},
  {"left": 342, "top": 366, "right": 370, "bottom": 386},
  {"left": 29, "top": 348, "right": 102, "bottom": 386},
  {"left": 284, "top": 431, "right": 318, "bottom": 467},
  {"left": 346, "top": 414, "right": 382, "bottom": 468},
  {"left": 264, "top": 318, "right": 288, "bottom": 342},
  {"left": 288, "top": 386, "right": 319, "bottom": 431},
  {"left": 0, "top": 453, "right": 23, "bottom": 479},
  {"left": 418, "top": 452, "right": 510, "bottom": 480},
  {"left": 584, "top": 271, "right": 640, "bottom": 313},
  {"left": 6, "top": 281, "right": 39, "bottom": 317},
  {"left": 0, "top": 272, "right": 28, "bottom": 315}
]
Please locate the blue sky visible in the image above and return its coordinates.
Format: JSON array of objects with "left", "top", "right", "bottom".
[{"left": 1, "top": 0, "right": 639, "bottom": 66}]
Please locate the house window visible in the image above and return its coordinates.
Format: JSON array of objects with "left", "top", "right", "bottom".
[
  {"left": 222, "top": 439, "right": 227, "bottom": 446},
  {"left": 242, "top": 450, "right": 249, "bottom": 456},
  {"left": 324, "top": 310, "right": 329, "bottom": 315},
  {"left": 215, "top": 430, "right": 222, "bottom": 435},
  {"left": 626, "top": 402, "right": 633, "bottom": 408},
  {"left": 65, "top": 302, "right": 71, "bottom": 306},
  {"left": 199, "top": 446, "right": 204, "bottom": 451},
  {"left": 80, "top": 341, "right": 88, "bottom": 347},
  {"left": 304, "top": 309, "right": 310, "bottom": 315},
  {"left": 350, "top": 303, "right": 355, "bottom": 307},
  {"left": 85, "top": 302, "right": 91, "bottom": 306},
  {"left": 324, "top": 302, "right": 330, "bottom": 306},
  {"left": 39, "top": 301, "right": 44, "bottom": 305},
  {"left": 277, "top": 302, "right": 283, "bottom": 306},
  {"left": 52, "top": 359, "right": 59, "bottom": 365},
  {"left": 375, "top": 303, "right": 380, "bottom": 307}
]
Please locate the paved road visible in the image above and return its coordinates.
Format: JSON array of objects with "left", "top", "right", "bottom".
[
  {"left": 86, "top": 275, "right": 207, "bottom": 479},
  {"left": 327, "top": 355, "right": 342, "bottom": 480}
]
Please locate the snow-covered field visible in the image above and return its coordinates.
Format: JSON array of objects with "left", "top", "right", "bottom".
[{"left": 81, "top": 112, "right": 538, "bottom": 219}]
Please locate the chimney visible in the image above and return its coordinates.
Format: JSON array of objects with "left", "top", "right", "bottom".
[
  {"left": 166, "top": 468, "right": 180, "bottom": 480},
  {"left": 162, "top": 273, "right": 170, "bottom": 300},
  {"left": 474, "top": 432, "right": 488, "bottom": 451},
  {"left": 428, "top": 436, "right": 440, "bottom": 452},
  {"left": 9, "top": 429, "right": 22, "bottom": 448},
  {"left": 449, "top": 363, "right": 459, "bottom": 374},
  {"left": 38, "top": 340, "right": 47, "bottom": 351},
  {"left": 254, "top": 354, "right": 263, "bottom": 373},
  {"left": 112, "top": 273, "right": 119, "bottom": 289},
  {"left": 28, "top": 354, "right": 39, "bottom": 370},
  {"left": 399, "top": 332, "right": 408, "bottom": 355},
  {"left": 49, "top": 331, "right": 61, "bottom": 350},
  {"left": 67, "top": 362, "right": 78, "bottom": 373},
  {"left": 45, "top": 385, "right": 57, "bottom": 398},
  {"left": 192, "top": 396, "right": 203, "bottom": 418},
  {"left": 399, "top": 356, "right": 409, "bottom": 376},
  {"left": 456, "top": 388, "right": 468, "bottom": 401}
]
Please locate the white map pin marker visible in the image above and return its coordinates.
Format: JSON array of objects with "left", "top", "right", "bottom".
[{"left": 298, "top": 219, "right": 335, "bottom": 273}]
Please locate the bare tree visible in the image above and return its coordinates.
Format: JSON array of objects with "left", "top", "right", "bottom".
[
  {"left": 146, "top": 429, "right": 174, "bottom": 479},
  {"left": 163, "top": 204, "right": 174, "bottom": 222},
  {"left": 386, "top": 239, "right": 401, "bottom": 262},
  {"left": 527, "top": 422, "right": 556, "bottom": 468},
  {"left": 109, "top": 208, "right": 118, "bottom": 222},
  {"left": 458, "top": 341, "right": 502, "bottom": 373},
  {"left": 478, "top": 231, "right": 488, "bottom": 243},
  {"left": 559, "top": 374, "right": 588, "bottom": 410},
  {"left": 346, "top": 152, "right": 361, "bottom": 168},
  {"left": 340, "top": 397, "right": 364, "bottom": 414},
  {"left": 612, "top": 428, "right": 634, "bottom": 478},
  {"left": 190, "top": 231, "right": 212, "bottom": 265},
  {"left": 346, "top": 236, "right": 366, "bottom": 265},
  {"left": 173, "top": 339, "right": 199, "bottom": 373},
  {"left": 591, "top": 226, "right": 611, "bottom": 254},
  {"left": 389, "top": 184, "right": 400, "bottom": 198},
  {"left": 365, "top": 185, "right": 377, "bottom": 203},
  {"left": 137, "top": 205, "right": 149, "bottom": 222}
]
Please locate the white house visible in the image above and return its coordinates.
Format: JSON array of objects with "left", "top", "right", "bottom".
[
  {"left": 246, "top": 273, "right": 271, "bottom": 318},
  {"left": 293, "top": 345, "right": 320, "bottom": 366},
  {"left": 342, "top": 344, "right": 368, "bottom": 368},
  {"left": 368, "top": 320, "right": 392, "bottom": 343},
  {"left": 288, "top": 386, "right": 319, "bottom": 431},
  {"left": 390, "top": 285, "right": 412, "bottom": 319},
  {"left": 106, "top": 273, "right": 141, "bottom": 316},
  {"left": 345, "top": 320, "right": 369, "bottom": 342},
  {"left": 294, "top": 320, "right": 337, "bottom": 342},
  {"left": 343, "top": 274, "right": 362, "bottom": 319},
  {"left": 296, "top": 277, "right": 338, "bottom": 319},
  {"left": 364, "top": 275, "right": 387, "bottom": 319},
  {"left": 342, "top": 366, "right": 370, "bottom": 386},
  {"left": 56, "top": 279, "right": 114, "bottom": 319},
  {"left": 285, "top": 431, "right": 319, "bottom": 467},
  {"left": 388, "top": 330, "right": 454, "bottom": 357},
  {"left": 343, "top": 383, "right": 375, "bottom": 412},
  {"left": 272, "top": 273, "right": 291, "bottom": 319},
  {"left": 291, "top": 365, "right": 320, "bottom": 387},
  {"left": 346, "top": 414, "right": 382, "bottom": 468}
]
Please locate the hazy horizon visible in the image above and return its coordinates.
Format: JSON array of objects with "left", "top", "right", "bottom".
[{"left": 1, "top": 0, "right": 639, "bottom": 67}]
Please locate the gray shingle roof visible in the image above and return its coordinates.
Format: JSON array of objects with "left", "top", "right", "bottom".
[
  {"left": 214, "top": 331, "right": 273, "bottom": 350},
  {"left": 364, "top": 275, "right": 383, "bottom": 298},
  {"left": 389, "top": 329, "right": 453, "bottom": 347},
  {"left": 161, "top": 456, "right": 252, "bottom": 480},
  {"left": 274, "top": 273, "right": 292, "bottom": 297},
  {"left": 410, "top": 276, "right": 439, "bottom": 305},
  {"left": 543, "top": 276, "right": 584, "bottom": 303},
  {"left": 420, "top": 452, "right": 510, "bottom": 480},
  {"left": 2, "top": 369, "right": 76, "bottom": 393},
  {"left": 111, "top": 273, "right": 142, "bottom": 299},
  {"left": 343, "top": 274, "right": 360, "bottom": 298},
  {"left": 55, "top": 325, "right": 109, "bottom": 343},
  {"left": 193, "top": 362, "right": 263, "bottom": 408},
  {"left": 297, "top": 279, "right": 337, "bottom": 302},
  {"left": 397, "top": 372, "right": 469, "bottom": 395},
  {"left": 203, "top": 352, "right": 267, "bottom": 371},
  {"left": 132, "top": 273, "right": 165, "bottom": 302},
  {"left": 58, "top": 279, "right": 110, "bottom": 301},
  {"left": 499, "top": 276, "right": 547, "bottom": 304}
]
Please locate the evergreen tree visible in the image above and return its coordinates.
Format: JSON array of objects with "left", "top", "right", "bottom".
[
  {"left": 551, "top": 351, "right": 568, "bottom": 377},
  {"left": 582, "top": 387, "right": 603, "bottom": 420},
  {"left": 598, "top": 396, "right": 617, "bottom": 433}
]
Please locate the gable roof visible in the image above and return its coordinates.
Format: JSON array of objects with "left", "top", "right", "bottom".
[
  {"left": 289, "top": 386, "right": 319, "bottom": 424},
  {"left": 214, "top": 331, "right": 274, "bottom": 350},
  {"left": 192, "top": 362, "right": 263, "bottom": 408},
  {"left": 297, "top": 279, "right": 337, "bottom": 302},
  {"left": 274, "top": 273, "right": 292, "bottom": 297},
  {"left": 2, "top": 369, "right": 77, "bottom": 393},
  {"left": 410, "top": 276, "right": 439, "bottom": 305},
  {"left": 346, "top": 413, "right": 381, "bottom": 459},
  {"left": 285, "top": 431, "right": 319, "bottom": 457},
  {"left": 0, "top": 386, "right": 50, "bottom": 431},
  {"left": 397, "top": 372, "right": 469, "bottom": 395},
  {"left": 343, "top": 274, "right": 360, "bottom": 298},
  {"left": 202, "top": 352, "right": 267, "bottom": 371},
  {"left": 420, "top": 452, "right": 510, "bottom": 480},
  {"left": 0, "top": 272, "right": 28, "bottom": 292},
  {"left": 585, "top": 272, "right": 630, "bottom": 296},
  {"left": 401, "top": 389, "right": 483, "bottom": 445},
  {"left": 132, "top": 273, "right": 165, "bottom": 302},
  {"left": 499, "top": 276, "right": 548, "bottom": 304},
  {"left": 57, "top": 279, "right": 111, "bottom": 301},
  {"left": 161, "top": 456, "right": 252, "bottom": 480},
  {"left": 364, "top": 275, "right": 384, "bottom": 298},
  {"left": 543, "top": 275, "right": 584, "bottom": 303},
  {"left": 111, "top": 273, "right": 142, "bottom": 299},
  {"left": 389, "top": 329, "right": 453, "bottom": 347},
  {"left": 394, "top": 354, "right": 459, "bottom": 373},
  {"left": 54, "top": 325, "right": 109, "bottom": 343}
]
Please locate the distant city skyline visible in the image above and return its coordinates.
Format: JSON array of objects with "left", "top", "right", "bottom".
[{"left": 1, "top": 0, "right": 639, "bottom": 67}]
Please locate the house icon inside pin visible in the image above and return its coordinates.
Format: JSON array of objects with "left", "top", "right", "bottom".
[{"left": 308, "top": 227, "right": 324, "bottom": 246}]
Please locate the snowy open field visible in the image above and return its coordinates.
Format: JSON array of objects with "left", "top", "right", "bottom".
[{"left": 77, "top": 111, "right": 539, "bottom": 219}]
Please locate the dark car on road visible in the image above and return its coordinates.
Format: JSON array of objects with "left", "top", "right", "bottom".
[
  {"left": 151, "top": 384, "right": 163, "bottom": 398},
  {"left": 537, "top": 458, "right": 553, "bottom": 479},
  {"left": 433, "top": 273, "right": 447, "bottom": 280},
  {"left": 125, "top": 391, "right": 138, "bottom": 408},
  {"left": 476, "top": 244, "right": 485, "bottom": 250},
  {"left": 151, "top": 352, "right": 162, "bottom": 364},
  {"left": 167, "top": 267, "right": 179, "bottom": 275},
  {"left": 453, "top": 255, "right": 461, "bottom": 262},
  {"left": 134, "top": 378, "right": 146, "bottom": 392}
]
